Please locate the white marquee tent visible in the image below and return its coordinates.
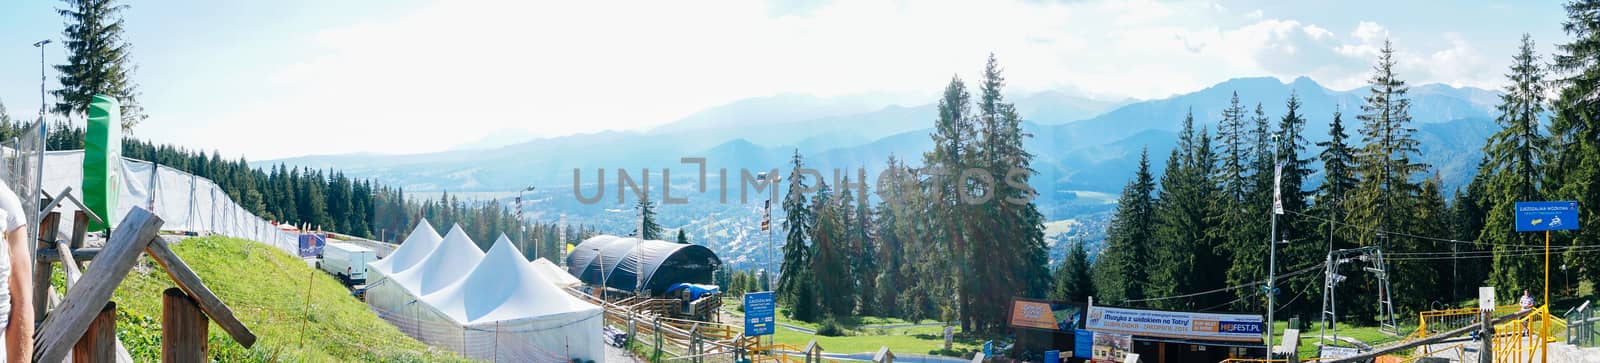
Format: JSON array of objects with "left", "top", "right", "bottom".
[
  {"left": 531, "top": 258, "right": 582, "bottom": 287},
  {"left": 367, "top": 222, "right": 603, "bottom": 362},
  {"left": 364, "top": 220, "right": 444, "bottom": 318}
]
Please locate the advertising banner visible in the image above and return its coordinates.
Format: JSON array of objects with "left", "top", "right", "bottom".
[
  {"left": 1007, "top": 298, "right": 1086, "bottom": 332},
  {"left": 1091, "top": 332, "right": 1132, "bottom": 363},
  {"left": 1073, "top": 329, "right": 1094, "bottom": 358},
  {"left": 1086, "top": 306, "right": 1264, "bottom": 342},
  {"left": 298, "top": 234, "right": 325, "bottom": 257}
]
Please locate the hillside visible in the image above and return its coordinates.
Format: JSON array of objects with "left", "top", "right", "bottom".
[{"left": 108, "top": 236, "right": 468, "bottom": 362}]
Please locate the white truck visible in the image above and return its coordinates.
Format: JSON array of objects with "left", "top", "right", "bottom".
[{"left": 321, "top": 242, "right": 376, "bottom": 285}]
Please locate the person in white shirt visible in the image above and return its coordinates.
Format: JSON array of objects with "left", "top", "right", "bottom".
[
  {"left": 1520, "top": 290, "right": 1535, "bottom": 311},
  {"left": 0, "top": 179, "right": 32, "bottom": 361}
]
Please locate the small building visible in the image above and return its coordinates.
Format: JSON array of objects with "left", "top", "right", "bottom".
[{"left": 1082, "top": 304, "right": 1268, "bottom": 362}]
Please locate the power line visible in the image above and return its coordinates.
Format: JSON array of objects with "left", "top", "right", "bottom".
[
  {"left": 1122, "top": 262, "right": 1325, "bottom": 303},
  {"left": 1286, "top": 208, "right": 1586, "bottom": 250}
]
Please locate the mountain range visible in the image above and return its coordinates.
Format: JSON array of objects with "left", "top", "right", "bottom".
[{"left": 263, "top": 76, "right": 1503, "bottom": 267}]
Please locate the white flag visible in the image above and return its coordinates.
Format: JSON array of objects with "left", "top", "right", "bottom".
[{"left": 1273, "top": 162, "right": 1285, "bottom": 215}]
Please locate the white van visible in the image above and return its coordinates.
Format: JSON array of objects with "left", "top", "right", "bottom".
[{"left": 321, "top": 242, "right": 376, "bottom": 285}]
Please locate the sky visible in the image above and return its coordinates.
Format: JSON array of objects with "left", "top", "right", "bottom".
[{"left": 0, "top": 0, "right": 1570, "bottom": 160}]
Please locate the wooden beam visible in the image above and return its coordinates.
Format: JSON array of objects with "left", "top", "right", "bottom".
[
  {"left": 34, "top": 207, "right": 163, "bottom": 363},
  {"left": 71, "top": 302, "right": 117, "bottom": 363},
  {"left": 162, "top": 288, "right": 209, "bottom": 362},
  {"left": 146, "top": 237, "right": 257, "bottom": 348},
  {"left": 37, "top": 247, "right": 100, "bottom": 263},
  {"left": 56, "top": 240, "right": 80, "bottom": 288}
]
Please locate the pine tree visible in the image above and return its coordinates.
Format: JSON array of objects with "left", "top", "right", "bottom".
[
  {"left": 53, "top": 0, "right": 146, "bottom": 128},
  {"left": 1213, "top": 93, "right": 1261, "bottom": 310},
  {"left": 1484, "top": 34, "right": 1552, "bottom": 297},
  {"left": 1052, "top": 241, "right": 1095, "bottom": 302},
  {"left": 924, "top": 74, "right": 976, "bottom": 328},
  {"left": 777, "top": 149, "right": 818, "bottom": 321},
  {"left": 1093, "top": 148, "right": 1154, "bottom": 304},
  {"left": 1347, "top": 40, "right": 1432, "bottom": 317},
  {"left": 1272, "top": 92, "right": 1319, "bottom": 316},
  {"left": 1150, "top": 112, "right": 1224, "bottom": 310},
  {"left": 677, "top": 229, "right": 689, "bottom": 244},
  {"left": 636, "top": 196, "right": 662, "bottom": 240},
  {"left": 967, "top": 54, "right": 1051, "bottom": 332},
  {"left": 1550, "top": 0, "right": 1600, "bottom": 291}
]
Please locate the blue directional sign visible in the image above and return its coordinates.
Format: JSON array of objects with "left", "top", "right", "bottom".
[
  {"left": 1515, "top": 201, "right": 1580, "bottom": 232},
  {"left": 744, "top": 291, "right": 776, "bottom": 336}
]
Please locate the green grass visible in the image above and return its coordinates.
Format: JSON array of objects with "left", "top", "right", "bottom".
[
  {"left": 1271, "top": 320, "right": 1413, "bottom": 358},
  {"left": 107, "top": 236, "right": 469, "bottom": 362}
]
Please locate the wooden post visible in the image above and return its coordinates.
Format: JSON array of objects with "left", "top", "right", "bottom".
[
  {"left": 71, "top": 302, "right": 116, "bottom": 363},
  {"left": 1479, "top": 309, "right": 1492, "bottom": 363},
  {"left": 70, "top": 210, "right": 90, "bottom": 270},
  {"left": 163, "top": 288, "right": 209, "bottom": 362},
  {"left": 32, "top": 211, "right": 62, "bottom": 321}
]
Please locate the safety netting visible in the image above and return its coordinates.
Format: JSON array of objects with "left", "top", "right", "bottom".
[
  {"left": 366, "top": 221, "right": 604, "bottom": 362},
  {"left": 39, "top": 150, "right": 300, "bottom": 252}
]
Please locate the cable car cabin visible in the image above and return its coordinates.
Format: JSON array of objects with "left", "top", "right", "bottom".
[{"left": 565, "top": 235, "right": 723, "bottom": 320}]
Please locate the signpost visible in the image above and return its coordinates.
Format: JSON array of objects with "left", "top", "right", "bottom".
[
  {"left": 743, "top": 291, "right": 775, "bottom": 337},
  {"left": 1513, "top": 200, "right": 1580, "bottom": 363}
]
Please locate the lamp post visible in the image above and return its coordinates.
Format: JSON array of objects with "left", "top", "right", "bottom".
[{"left": 32, "top": 39, "right": 51, "bottom": 248}]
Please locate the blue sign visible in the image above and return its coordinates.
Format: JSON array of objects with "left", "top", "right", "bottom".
[
  {"left": 298, "top": 234, "right": 325, "bottom": 257},
  {"left": 743, "top": 291, "right": 776, "bottom": 336},
  {"left": 1515, "top": 201, "right": 1580, "bottom": 232},
  {"left": 1073, "top": 329, "right": 1094, "bottom": 358}
]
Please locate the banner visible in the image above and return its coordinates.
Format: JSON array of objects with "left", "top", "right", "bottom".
[
  {"left": 1086, "top": 306, "right": 1263, "bottom": 342},
  {"left": 1091, "top": 332, "right": 1132, "bottom": 363},
  {"left": 1008, "top": 298, "right": 1085, "bottom": 332},
  {"left": 298, "top": 234, "right": 326, "bottom": 257}
]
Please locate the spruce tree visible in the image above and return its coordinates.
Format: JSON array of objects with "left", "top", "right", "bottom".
[
  {"left": 1550, "top": 0, "right": 1600, "bottom": 290},
  {"left": 1484, "top": 34, "right": 1551, "bottom": 297},
  {"left": 969, "top": 54, "right": 1052, "bottom": 332},
  {"left": 54, "top": 0, "right": 146, "bottom": 128},
  {"left": 677, "top": 229, "right": 689, "bottom": 244},
  {"left": 1272, "top": 93, "right": 1319, "bottom": 316},
  {"left": 636, "top": 196, "right": 662, "bottom": 240},
  {"left": 1052, "top": 241, "right": 1095, "bottom": 302},
  {"left": 1348, "top": 40, "right": 1432, "bottom": 317},
  {"left": 924, "top": 74, "right": 976, "bottom": 329},
  {"left": 1094, "top": 148, "right": 1154, "bottom": 304},
  {"left": 1150, "top": 112, "right": 1224, "bottom": 310},
  {"left": 777, "top": 149, "right": 818, "bottom": 321}
]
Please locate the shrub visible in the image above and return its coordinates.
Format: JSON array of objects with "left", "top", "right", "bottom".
[{"left": 816, "top": 318, "right": 849, "bottom": 337}]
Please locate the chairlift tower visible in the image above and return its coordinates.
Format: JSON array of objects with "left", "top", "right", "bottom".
[{"left": 1319, "top": 245, "right": 1400, "bottom": 347}]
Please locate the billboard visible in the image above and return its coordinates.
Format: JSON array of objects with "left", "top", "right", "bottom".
[
  {"left": 1007, "top": 298, "right": 1085, "bottom": 332},
  {"left": 1086, "top": 306, "right": 1264, "bottom": 343},
  {"left": 298, "top": 234, "right": 326, "bottom": 257},
  {"left": 1091, "top": 331, "right": 1133, "bottom": 363}
]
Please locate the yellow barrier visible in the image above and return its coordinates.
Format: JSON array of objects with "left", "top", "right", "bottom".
[{"left": 1490, "top": 306, "right": 1569, "bottom": 363}]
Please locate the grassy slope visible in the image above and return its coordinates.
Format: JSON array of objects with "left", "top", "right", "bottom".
[
  {"left": 723, "top": 298, "right": 983, "bottom": 355},
  {"left": 107, "top": 236, "right": 469, "bottom": 362}
]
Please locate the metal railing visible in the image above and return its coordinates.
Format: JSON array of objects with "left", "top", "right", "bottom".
[{"left": 1566, "top": 301, "right": 1597, "bottom": 347}]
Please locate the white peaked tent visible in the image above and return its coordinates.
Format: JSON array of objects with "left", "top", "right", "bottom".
[
  {"left": 390, "top": 224, "right": 486, "bottom": 296},
  {"left": 366, "top": 219, "right": 446, "bottom": 320},
  {"left": 416, "top": 235, "right": 604, "bottom": 361},
  {"left": 531, "top": 258, "right": 582, "bottom": 287},
  {"left": 368, "top": 219, "right": 443, "bottom": 275}
]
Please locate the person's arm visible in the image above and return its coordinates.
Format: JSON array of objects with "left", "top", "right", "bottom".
[{"left": 7, "top": 225, "right": 33, "bottom": 362}]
